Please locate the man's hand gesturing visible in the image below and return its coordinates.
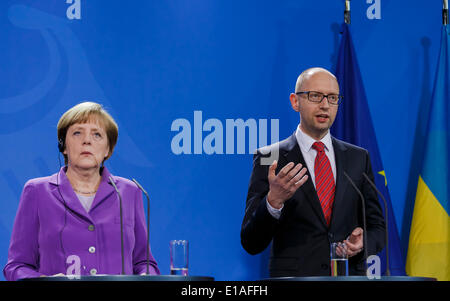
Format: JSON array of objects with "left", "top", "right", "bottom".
[{"left": 267, "top": 160, "right": 308, "bottom": 209}]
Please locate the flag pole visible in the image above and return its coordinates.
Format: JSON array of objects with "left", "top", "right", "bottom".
[
  {"left": 444, "top": 0, "right": 449, "bottom": 25},
  {"left": 344, "top": 0, "right": 351, "bottom": 24}
]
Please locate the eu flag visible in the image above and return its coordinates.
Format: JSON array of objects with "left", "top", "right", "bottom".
[
  {"left": 406, "top": 25, "right": 450, "bottom": 281},
  {"left": 331, "top": 23, "right": 405, "bottom": 275}
]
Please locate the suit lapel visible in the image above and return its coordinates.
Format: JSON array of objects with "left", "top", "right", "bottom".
[
  {"left": 281, "top": 134, "right": 328, "bottom": 228},
  {"left": 89, "top": 167, "right": 115, "bottom": 212},
  {"left": 49, "top": 167, "right": 92, "bottom": 222},
  {"left": 329, "top": 137, "right": 349, "bottom": 230},
  {"left": 49, "top": 167, "right": 116, "bottom": 220}
]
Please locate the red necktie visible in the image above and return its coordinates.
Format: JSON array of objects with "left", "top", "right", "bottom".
[{"left": 312, "top": 141, "right": 335, "bottom": 226}]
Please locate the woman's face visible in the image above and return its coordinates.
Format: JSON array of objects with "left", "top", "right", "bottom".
[{"left": 64, "top": 118, "right": 109, "bottom": 170}]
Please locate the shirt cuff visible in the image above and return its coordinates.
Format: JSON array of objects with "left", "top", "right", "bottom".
[{"left": 266, "top": 198, "right": 283, "bottom": 220}]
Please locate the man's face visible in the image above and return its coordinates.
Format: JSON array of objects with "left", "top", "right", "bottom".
[{"left": 291, "top": 71, "right": 339, "bottom": 140}]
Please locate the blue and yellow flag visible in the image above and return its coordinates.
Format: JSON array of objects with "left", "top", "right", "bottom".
[
  {"left": 406, "top": 25, "right": 450, "bottom": 281},
  {"left": 332, "top": 23, "right": 405, "bottom": 275}
]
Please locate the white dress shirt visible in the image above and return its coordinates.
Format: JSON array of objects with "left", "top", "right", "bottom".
[{"left": 266, "top": 125, "right": 337, "bottom": 219}]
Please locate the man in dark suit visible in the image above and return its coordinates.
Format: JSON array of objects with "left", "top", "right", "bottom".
[{"left": 241, "top": 67, "right": 386, "bottom": 277}]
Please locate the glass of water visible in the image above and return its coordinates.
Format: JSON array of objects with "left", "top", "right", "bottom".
[
  {"left": 330, "top": 241, "right": 348, "bottom": 277},
  {"left": 170, "top": 240, "right": 189, "bottom": 276}
]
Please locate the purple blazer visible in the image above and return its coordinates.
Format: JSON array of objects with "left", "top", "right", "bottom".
[{"left": 3, "top": 167, "right": 160, "bottom": 281}]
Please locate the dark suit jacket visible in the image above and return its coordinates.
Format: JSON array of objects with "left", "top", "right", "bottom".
[{"left": 240, "top": 133, "right": 386, "bottom": 277}]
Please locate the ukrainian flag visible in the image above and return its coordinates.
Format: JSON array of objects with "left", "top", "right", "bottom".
[{"left": 406, "top": 25, "right": 450, "bottom": 281}]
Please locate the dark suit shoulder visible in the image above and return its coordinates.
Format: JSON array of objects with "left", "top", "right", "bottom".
[
  {"left": 257, "top": 134, "right": 297, "bottom": 156},
  {"left": 258, "top": 134, "right": 369, "bottom": 156},
  {"left": 332, "top": 137, "right": 369, "bottom": 155}
]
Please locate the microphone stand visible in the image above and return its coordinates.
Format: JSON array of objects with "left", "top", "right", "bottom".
[
  {"left": 132, "top": 178, "right": 151, "bottom": 275},
  {"left": 110, "top": 176, "right": 125, "bottom": 275},
  {"left": 343, "top": 171, "right": 369, "bottom": 272},
  {"left": 362, "top": 172, "right": 390, "bottom": 276}
]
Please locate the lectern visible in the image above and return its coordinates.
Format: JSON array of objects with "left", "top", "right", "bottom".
[
  {"left": 265, "top": 276, "right": 436, "bottom": 281},
  {"left": 21, "top": 275, "right": 214, "bottom": 281}
]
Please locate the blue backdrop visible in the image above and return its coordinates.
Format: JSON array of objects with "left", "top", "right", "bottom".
[{"left": 0, "top": 0, "right": 443, "bottom": 280}]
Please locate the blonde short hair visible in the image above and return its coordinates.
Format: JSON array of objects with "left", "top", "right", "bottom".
[{"left": 57, "top": 102, "right": 119, "bottom": 164}]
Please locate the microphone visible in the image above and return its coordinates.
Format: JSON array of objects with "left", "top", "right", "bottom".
[
  {"left": 362, "top": 172, "right": 390, "bottom": 276},
  {"left": 109, "top": 176, "right": 125, "bottom": 275},
  {"left": 343, "top": 171, "right": 369, "bottom": 272},
  {"left": 132, "top": 178, "right": 151, "bottom": 275}
]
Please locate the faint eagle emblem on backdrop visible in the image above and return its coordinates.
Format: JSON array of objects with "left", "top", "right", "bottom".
[{"left": 0, "top": 5, "right": 153, "bottom": 233}]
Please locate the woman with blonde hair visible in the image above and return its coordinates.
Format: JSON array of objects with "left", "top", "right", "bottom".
[{"left": 4, "top": 102, "right": 159, "bottom": 280}]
